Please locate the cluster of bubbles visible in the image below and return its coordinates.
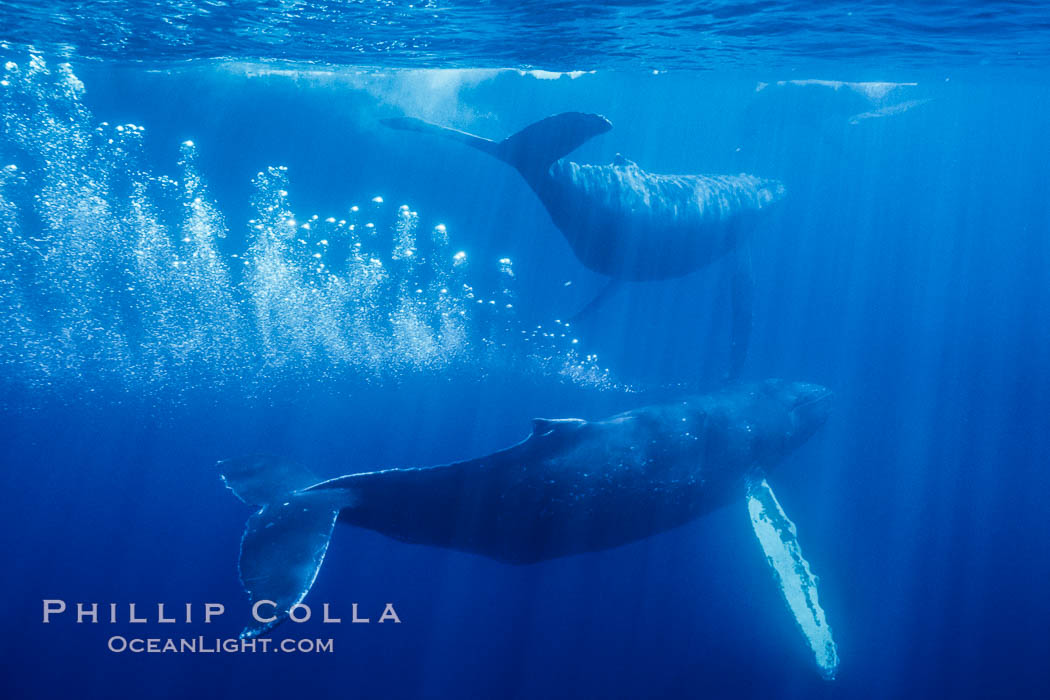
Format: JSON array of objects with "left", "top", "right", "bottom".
[{"left": 0, "top": 55, "right": 615, "bottom": 401}]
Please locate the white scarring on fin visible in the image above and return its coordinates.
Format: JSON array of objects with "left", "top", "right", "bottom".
[{"left": 747, "top": 477, "right": 840, "bottom": 680}]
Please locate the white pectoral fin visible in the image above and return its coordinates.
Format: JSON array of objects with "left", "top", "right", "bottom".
[{"left": 747, "top": 478, "right": 840, "bottom": 680}]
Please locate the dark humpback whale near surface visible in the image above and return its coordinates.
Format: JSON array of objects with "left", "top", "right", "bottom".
[
  {"left": 221, "top": 379, "right": 839, "bottom": 677},
  {"left": 382, "top": 112, "right": 786, "bottom": 376}
]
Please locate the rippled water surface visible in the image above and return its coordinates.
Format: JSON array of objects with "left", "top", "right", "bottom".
[{"left": 3, "top": 1, "right": 1050, "bottom": 68}]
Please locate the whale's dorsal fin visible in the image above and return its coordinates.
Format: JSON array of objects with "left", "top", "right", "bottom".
[
  {"left": 531, "top": 417, "right": 586, "bottom": 437},
  {"left": 498, "top": 112, "right": 612, "bottom": 178}
]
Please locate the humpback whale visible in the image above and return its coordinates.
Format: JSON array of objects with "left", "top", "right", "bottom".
[
  {"left": 221, "top": 379, "right": 839, "bottom": 677},
  {"left": 382, "top": 113, "right": 786, "bottom": 376}
]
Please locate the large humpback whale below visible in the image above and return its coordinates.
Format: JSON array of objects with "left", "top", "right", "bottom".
[
  {"left": 221, "top": 380, "right": 839, "bottom": 677},
  {"left": 382, "top": 112, "right": 786, "bottom": 376}
]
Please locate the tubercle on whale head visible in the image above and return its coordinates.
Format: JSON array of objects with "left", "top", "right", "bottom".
[
  {"left": 785, "top": 382, "right": 833, "bottom": 444},
  {"left": 764, "top": 380, "right": 833, "bottom": 451}
]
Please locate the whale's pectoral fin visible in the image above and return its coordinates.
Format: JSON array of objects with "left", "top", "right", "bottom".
[
  {"left": 221, "top": 455, "right": 357, "bottom": 638},
  {"left": 728, "top": 244, "right": 754, "bottom": 380},
  {"left": 498, "top": 112, "right": 612, "bottom": 177},
  {"left": 568, "top": 278, "right": 623, "bottom": 325},
  {"left": 746, "top": 477, "right": 840, "bottom": 680}
]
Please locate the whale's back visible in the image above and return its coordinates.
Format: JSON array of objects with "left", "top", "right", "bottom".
[{"left": 551, "top": 160, "right": 784, "bottom": 228}]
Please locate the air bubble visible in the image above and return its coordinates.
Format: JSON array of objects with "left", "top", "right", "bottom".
[{"left": 0, "top": 56, "right": 622, "bottom": 397}]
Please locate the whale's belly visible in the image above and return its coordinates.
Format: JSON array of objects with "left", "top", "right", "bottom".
[
  {"left": 543, "top": 162, "right": 784, "bottom": 280},
  {"left": 339, "top": 461, "right": 739, "bottom": 564},
  {"left": 338, "top": 409, "right": 750, "bottom": 563}
]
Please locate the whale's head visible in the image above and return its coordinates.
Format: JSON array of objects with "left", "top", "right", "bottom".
[
  {"left": 781, "top": 380, "right": 833, "bottom": 448},
  {"left": 789, "top": 379, "right": 835, "bottom": 447},
  {"left": 724, "top": 380, "right": 833, "bottom": 466}
]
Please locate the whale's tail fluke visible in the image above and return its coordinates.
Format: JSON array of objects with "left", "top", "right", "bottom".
[
  {"left": 381, "top": 112, "right": 612, "bottom": 183},
  {"left": 220, "top": 455, "right": 357, "bottom": 638}
]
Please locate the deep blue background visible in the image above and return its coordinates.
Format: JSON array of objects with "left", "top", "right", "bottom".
[{"left": 2, "top": 65, "right": 1049, "bottom": 699}]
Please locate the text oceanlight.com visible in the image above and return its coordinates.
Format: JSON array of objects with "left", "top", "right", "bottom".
[
  {"left": 107, "top": 636, "right": 334, "bottom": 654},
  {"left": 42, "top": 599, "right": 401, "bottom": 654}
]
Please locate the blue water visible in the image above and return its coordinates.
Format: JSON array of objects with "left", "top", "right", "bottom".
[{"left": 2, "top": 5, "right": 1050, "bottom": 700}]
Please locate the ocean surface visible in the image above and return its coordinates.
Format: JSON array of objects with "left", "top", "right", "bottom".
[{"left": 2, "top": 3, "right": 1049, "bottom": 699}]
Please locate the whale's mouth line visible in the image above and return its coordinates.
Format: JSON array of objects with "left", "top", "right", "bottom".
[{"left": 792, "top": 390, "right": 833, "bottom": 413}]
